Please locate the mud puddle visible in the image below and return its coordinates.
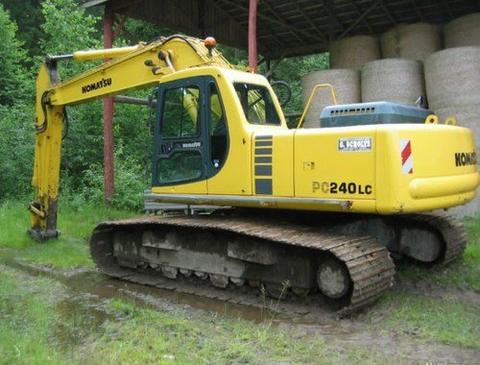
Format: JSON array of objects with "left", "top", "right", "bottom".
[
  {"left": 9, "top": 260, "right": 306, "bottom": 324},
  {"left": 6, "top": 260, "right": 480, "bottom": 364}
]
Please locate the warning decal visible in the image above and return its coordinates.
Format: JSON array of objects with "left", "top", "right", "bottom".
[{"left": 400, "top": 139, "right": 413, "bottom": 174}]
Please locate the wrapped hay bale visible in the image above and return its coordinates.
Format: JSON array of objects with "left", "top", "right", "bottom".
[
  {"left": 425, "top": 47, "right": 480, "bottom": 108},
  {"left": 434, "top": 105, "right": 480, "bottom": 150},
  {"left": 330, "top": 35, "right": 380, "bottom": 70},
  {"left": 444, "top": 13, "right": 480, "bottom": 48},
  {"left": 381, "top": 23, "right": 442, "bottom": 61},
  {"left": 301, "top": 69, "right": 360, "bottom": 128},
  {"left": 425, "top": 46, "right": 480, "bottom": 218},
  {"left": 361, "top": 59, "right": 425, "bottom": 105}
]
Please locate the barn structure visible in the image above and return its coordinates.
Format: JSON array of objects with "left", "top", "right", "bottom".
[{"left": 79, "top": 0, "right": 480, "bottom": 203}]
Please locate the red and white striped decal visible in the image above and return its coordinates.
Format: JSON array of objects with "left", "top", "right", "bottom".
[{"left": 400, "top": 139, "right": 413, "bottom": 174}]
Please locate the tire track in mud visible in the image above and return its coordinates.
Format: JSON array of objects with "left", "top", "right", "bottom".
[{"left": 3, "top": 259, "right": 480, "bottom": 364}]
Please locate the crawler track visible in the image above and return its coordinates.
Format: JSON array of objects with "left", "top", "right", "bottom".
[
  {"left": 392, "top": 213, "right": 467, "bottom": 264},
  {"left": 90, "top": 211, "right": 466, "bottom": 314},
  {"left": 90, "top": 214, "right": 396, "bottom": 314}
]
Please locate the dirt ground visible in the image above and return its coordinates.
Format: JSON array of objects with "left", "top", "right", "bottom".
[
  {"left": 5, "top": 259, "right": 480, "bottom": 364},
  {"left": 1, "top": 201, "right": 478, "bottom": 363}
]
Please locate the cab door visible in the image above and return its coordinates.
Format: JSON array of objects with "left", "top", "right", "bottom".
[{"left": 152, "top": 77, "right": 208, "bottom": 194}]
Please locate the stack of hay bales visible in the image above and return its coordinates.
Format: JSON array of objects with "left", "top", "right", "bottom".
[
  {"left": 425, "top": 46, "right": 480, "bottom": 217},
  {"left": 380, "top": 23, "right": 442, "bottom": 61},
  {"left": 444, "top": 13, "right": 480, "bottom": 47},
  {"left": 330, "top": 35, "right": 380, "bottom": 70},
  {"left": 425, "top": 46, "right": 480, "bottom": 149},
  {"left": 300, "top": 35, "right": 378, "bottom": 127},
  {"left": 361, "top": 58, "right": 425, "bottom": 105},
  {"left": 301, "top": 69, "right": 360, "bottom": 128},
  {"left": 440, "top": 13, "right": 480, "bottom": 217},
  {"left": 365, "top": 22, "right": 438, "bottom": 106}
]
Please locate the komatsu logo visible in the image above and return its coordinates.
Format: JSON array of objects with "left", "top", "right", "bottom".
[
  {"left": 81, "top": 77, "right": 112, "bottom": 94},
  {"left": 455, "top": 151, "right": 477, "bottom": 166},
  {"left": 182, "top": 141, "right": 201, "bottom": 148}
]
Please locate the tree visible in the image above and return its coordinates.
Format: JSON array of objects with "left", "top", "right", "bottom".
[
  {"left": 40, "top": 0, "right": 101, "bottom": 77},
  {"left": 0, "top": 4, "right": 29, "bottom": 105},
  {"left": 0, "top": 0, "right": 44, "bottom": 62}
]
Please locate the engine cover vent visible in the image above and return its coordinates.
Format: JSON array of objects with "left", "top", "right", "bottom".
[{"left": 319, "top": 101, "right": 431, "bottom": 128}]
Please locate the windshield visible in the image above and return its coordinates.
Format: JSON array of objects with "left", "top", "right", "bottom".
[{"left": 234, "top": 83, "right": 281, "bottom": 125}]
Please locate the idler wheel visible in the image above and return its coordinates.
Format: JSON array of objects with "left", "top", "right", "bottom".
[{"left": 316, "top": 257, "right": 351, "bottom": 299}]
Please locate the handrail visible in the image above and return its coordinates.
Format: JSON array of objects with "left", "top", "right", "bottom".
[{"left": 297, "top": 83, "right": 338, "bottom": 129}]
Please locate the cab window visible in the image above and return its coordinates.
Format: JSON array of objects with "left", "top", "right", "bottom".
[
  {"left": 209, "top": 82, "right": 227, "bottom": 169},
  {"left": 234, "top": 83, "right": 281, "bottom": 125},
  {"left": 161, "top": 85, "right": 200, "bottom": 138}
]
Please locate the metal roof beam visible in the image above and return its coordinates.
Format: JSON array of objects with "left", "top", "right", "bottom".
[
  {"left": 322, "top": 0, "right": 345, "bottom": 34},
  {"left": 220, "top": 0, "right": 307, "bottom": 45},
  {"left": 409, "top": 0, "right": 425, "bottom": 21},
  {"left": 262, "top": 0, "right": 322, "bottom": 44},
  {"left": 380, "top": 1, "right": 397, "bottom": 25},
  {"left": 350, "top": 1, "right": 374, "bottom": 33},
  {"left": 338, "top": 0, "right": 382, "bottom": 39},
  {"left": 442, "top": 0, "right": 454, "bottom": 18},
  {"left": 294, "top": 2, "right": 327, "bottom": 42},
  {"left": 81, "top": 0, "right": 108, "bottom": 7},
  {"left": 282, "top": 41, "right": 328, "bottom": 58}
]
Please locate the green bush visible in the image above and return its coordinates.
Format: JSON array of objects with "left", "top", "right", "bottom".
[
  {"left": 80, "top": 147, "right": 148, "bottom": 211},
  {"left": 0, "top": 105, "right": 34, "bottom": 199},
  {"left": 0, "top": 4, "right": 31, "bottom": 105}
]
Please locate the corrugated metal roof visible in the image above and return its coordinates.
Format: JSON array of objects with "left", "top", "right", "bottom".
[{"left": 80, "top": 0, "right": 480, "bottom": 58}]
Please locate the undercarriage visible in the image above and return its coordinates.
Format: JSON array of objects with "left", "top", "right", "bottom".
[{"left": 90, "top": 210, "right": 465, "bottom": 313}]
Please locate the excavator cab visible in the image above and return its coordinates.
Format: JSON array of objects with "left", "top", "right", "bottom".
[
  {"left": 152, "top": 75, "right": 232, "bottom": 189},
  {"left": 150, "top": 68, "right": 286, "bottom": 197}
]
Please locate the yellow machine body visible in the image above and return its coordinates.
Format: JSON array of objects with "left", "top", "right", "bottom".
[
  {"left": 30, "top": 35, "right": 478, "bottom": 239},
  {"left": 150, "top": 74, "right": 478, "bottom": 214},
  {"left": 148, "top": 67, "right": 478, "bottom": 215}
]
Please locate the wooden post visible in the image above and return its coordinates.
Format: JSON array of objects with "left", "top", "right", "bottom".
[
  {"left": 103, "top": 4, "right": 115, "bottom": 202},
  {"left": 248, "top": 0, "right": 258, "bottom": 72}
]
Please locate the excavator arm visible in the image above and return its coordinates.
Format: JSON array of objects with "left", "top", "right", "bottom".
[{"left": 29, "top": 35, "right": 232, "bottom": 240}]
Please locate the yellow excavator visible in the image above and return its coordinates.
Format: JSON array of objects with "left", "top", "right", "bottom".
[{"left": 29, "top": 35, "right": 478, "bottom": 312}]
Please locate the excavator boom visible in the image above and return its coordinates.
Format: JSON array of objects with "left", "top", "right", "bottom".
[{"left": 29, "top": 35, "right": 233, "bottom": 239}]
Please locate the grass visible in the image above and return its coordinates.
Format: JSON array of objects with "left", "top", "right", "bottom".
[
  {"left": 0, "top": 266, "right": 66, "bottom": 365},
  {"left": 0, "top": 198, "right": 479, "bottom": 363},
  {"left": 79, "top": 298, "right": 332, "bottom": 364},
  {"left": 0, "top": 198, "right": 135, "bottom": 269},
  {"left": 372, "top": 292, "right": 480, "bottom": 350}
]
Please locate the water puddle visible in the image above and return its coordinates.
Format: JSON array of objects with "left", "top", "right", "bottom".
[
  {"left": 3, "top": 259, "right": 480, "bottom": 364},
  {"left": 9, "top": 260, "right": 311, "bottom": 324}
]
